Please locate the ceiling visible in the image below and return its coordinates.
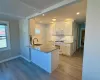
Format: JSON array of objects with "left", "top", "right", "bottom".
[
  {"left": 0, "top": 0, "right": 81, "bottom": 20},
  {"left": 0, "top": 0, "right": 67, "bottom": 20},
  {"left": 20, "top": 0, "right": 62, "bottom": 10},
  {"left": 31, "top": 0, "right": 87, "bottom": 23}
]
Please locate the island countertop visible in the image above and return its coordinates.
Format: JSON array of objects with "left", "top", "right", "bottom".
[{"left": 28, "top": 44, "right": 59, "bottom": 53}]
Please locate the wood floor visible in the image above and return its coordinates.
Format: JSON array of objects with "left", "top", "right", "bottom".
[
  {"left": 0, "top": 49, "right": 83, "bottom": 80},
  {"left": 52, "top": 49, "right": 83, "bottom": 80}
]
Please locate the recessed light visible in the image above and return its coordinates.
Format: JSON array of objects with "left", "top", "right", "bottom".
[
  {"left": 42, "top": 14, "right": 45, "bottom": 16},
  {"left": 76, "top": 12, "right": 80, "bottom": 15},
  {"left": 52, "top": 19, "right": 56, "bottom": 21}
]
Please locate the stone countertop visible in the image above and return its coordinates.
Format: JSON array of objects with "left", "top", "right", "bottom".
[{"left": 28, "top": 44, "right": 58, "bottom": 53}]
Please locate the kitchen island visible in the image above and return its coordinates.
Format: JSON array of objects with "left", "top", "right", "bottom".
[{"left": 29, "top": 44, "right": 59, "bottom": 73}]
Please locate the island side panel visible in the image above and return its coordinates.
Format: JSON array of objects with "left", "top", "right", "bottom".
[
  {"left": 31, "top": 49, "right": 52, "bottom": 73},
  {"left": 51, "top": 49, "right": 59, "bottom": 72}
]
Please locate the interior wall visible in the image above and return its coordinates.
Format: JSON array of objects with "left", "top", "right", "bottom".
[
  {"left": 0, "top": 19, "right": 20, "bottom": 61},
  {"left": 29, "top": 19, "right": 35, "bottom": 36},
  {"left": 19, "top": 19, "right": 30, "bottom": 60},
  {"left": 29, "top": 19, "right": 49, "bottom": 44},
  {"left": 19, "top": 19, "right": 50, "bottom": 60},
  {"left": 33, "top": 24, "right": 48, "bottom": 44},
  {"left": 82, "top": 0, "right": 100, "bottom": 80}
]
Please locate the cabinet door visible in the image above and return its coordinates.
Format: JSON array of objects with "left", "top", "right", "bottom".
[
  {"left": 60, "top": 45, "right": 71, "bottom": 56},
  {"left": 64, "top": 23, "right": 72, "bottom": 35},
  {"left": 55, "top": 22, "right": 73, "bottom": 36},
  {"left": 31, "top": 49, "right": 51, "bottom": 73},
  {"left": 55, "top": 22, "right": 65, "bottom": 33}
]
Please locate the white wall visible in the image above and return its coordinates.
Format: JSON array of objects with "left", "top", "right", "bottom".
[
  {"left": 82, "top": 0, "right": 100, "bottom": 80},
  {"left": 29, "top": 19, "right": 35, "bottom": 36},
  {"left": 0, "top": 19, "right": 20, "bottom": 61},
  {"left": 29, "top": 19, "right": 49, "bottom": 44},
  {"left": 34, "top": 24, "right": 48, "bottom": 44},
  {"left": 19, "top": 19, "right": 50, "bottom": 60},
  {"left": 19, "top": 19, "right": 30, "bottom": 60}
]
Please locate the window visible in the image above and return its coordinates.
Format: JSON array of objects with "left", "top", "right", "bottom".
[
  {"left": 0, "top": 21, "right": 10, "bottom": 51},
  {"left": 35, "top": 28, "right": 40, "bottom": 34}
]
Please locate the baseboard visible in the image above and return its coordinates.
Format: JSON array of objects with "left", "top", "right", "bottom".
[
  {"left": 0, "top": 55, "right": 31, "bottom": 64},
  {"left": 0, "top": 55, "right": 20, "bottom": 64},
  {"left": 20, "top": 55, "right": 31, "bottom": 62}
]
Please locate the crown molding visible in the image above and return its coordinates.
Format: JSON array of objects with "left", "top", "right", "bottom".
[
  {"left": 0, "top": 12, "right": 25, "bottom": 19},
  {"left": 20, "top": 0, "right": 40, "bottom": 12}
]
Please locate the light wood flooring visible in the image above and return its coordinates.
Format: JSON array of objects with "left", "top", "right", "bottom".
[
  {"left": 52, "top": 48, "right": 83, "bottom": 80},
  {"left": 0, "top": 49, "right": 83, "bottom": 80}
]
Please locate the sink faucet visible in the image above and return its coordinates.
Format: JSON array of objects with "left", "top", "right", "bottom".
[{"left": 33, "top": 38, "right": 38, "bottom": 45}]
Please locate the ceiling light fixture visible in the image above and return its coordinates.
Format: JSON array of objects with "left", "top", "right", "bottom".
[
  {"left": 52, "top": 19, "right": 56, "bottom": 21},
  {"left": 76, "top": 12, "right": 80, "bottom": 15},
  {"left": 42, "top": 14, "right": 45, "bottom": 16}
]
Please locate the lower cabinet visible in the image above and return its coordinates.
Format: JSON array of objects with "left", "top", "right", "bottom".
[
  {"left": 31, "top": 48, "right": 59, "bottom": 73},
  {"left": 59, "top": 43, "right": 75, "bottom": 56}
]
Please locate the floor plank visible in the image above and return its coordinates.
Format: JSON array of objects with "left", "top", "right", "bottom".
[{"left": 0, "top": 49, "right": 83, "bottom": 80}]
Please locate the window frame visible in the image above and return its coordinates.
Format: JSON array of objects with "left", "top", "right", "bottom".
[{"left": 0, "top": 21, "right": 11, "bottom": 51}]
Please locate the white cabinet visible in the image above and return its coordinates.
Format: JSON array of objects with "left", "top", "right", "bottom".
[
  {"left": 64, "top": 22, "right": 73, "bottom": 35},
  {"left": 31, "top": 48, "right": 59, "bottom": 73},
  {"left": 55, "top": 22, "right": 73, "bottom": 36},
  {"left": 59, "top": 43, "right": 74, "bottom": 56},
  {"left": 55, "top": 22, "right": 65, "bottom": 35}
]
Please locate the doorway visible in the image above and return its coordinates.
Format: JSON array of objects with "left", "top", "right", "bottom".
[{"left": 81, "top": 29, "right": 85, "bottom": 47}]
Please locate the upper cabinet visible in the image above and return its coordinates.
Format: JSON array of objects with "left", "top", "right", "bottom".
[
  {"left": 55, "top": 22, "right": 73, "bottom": 36},
  {"left": 50, "top": 21, "right": 74, "bottom": 36},
  {"left": 47, "top": 20, "right": 78, "bottom": 43},
  {"left": 64, "top": 22, "right": 73, "bottom": 36}
]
